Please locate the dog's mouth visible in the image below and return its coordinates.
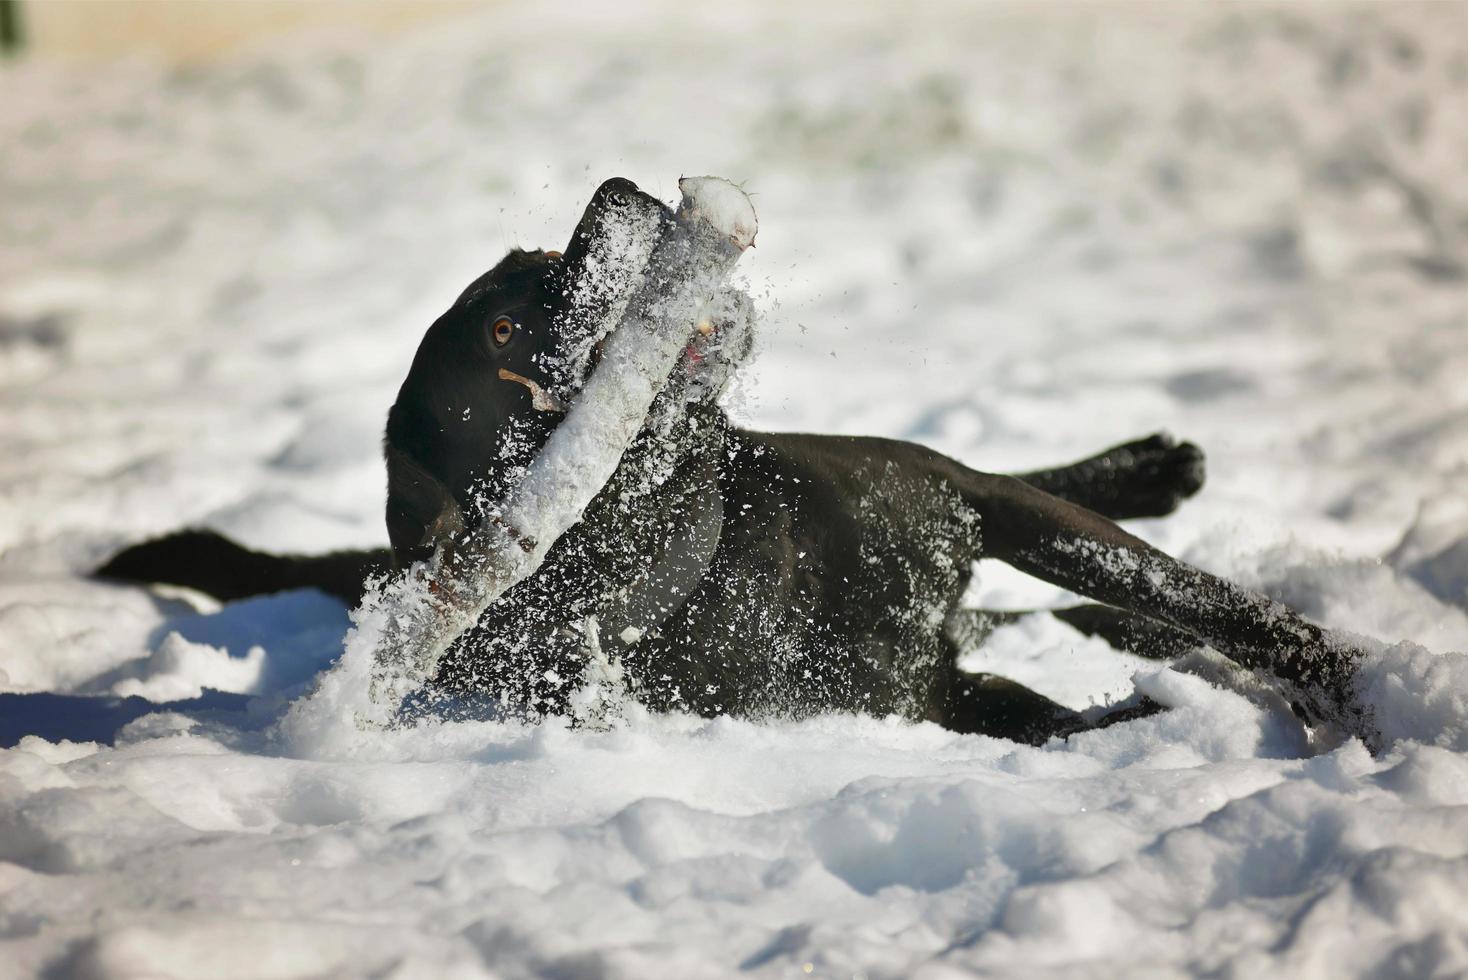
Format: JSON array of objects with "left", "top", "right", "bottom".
[
  {"left": 495, "top": 185, "right": 744, "bottom": 428},
  {"left": 501, "top": 320, "right": 720, "bottom": 416},
  {"left": 684, "top": 319, "right": 715, "bottom": 367}
]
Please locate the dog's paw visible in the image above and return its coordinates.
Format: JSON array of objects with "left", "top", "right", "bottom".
[{"left": 1102, "top": 432, "right": 1206, "bottom": 519}]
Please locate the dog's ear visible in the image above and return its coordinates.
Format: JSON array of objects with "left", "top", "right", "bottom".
[{"left": 385, "top": 444, "right": 466, "bottom": 570}]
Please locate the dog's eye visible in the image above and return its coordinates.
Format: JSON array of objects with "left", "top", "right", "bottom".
[{"left": 491, "top": 317, "right": 516, "bottom": 347}]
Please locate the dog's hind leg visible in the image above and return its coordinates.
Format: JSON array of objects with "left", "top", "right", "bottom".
[
  {"left": 940, "top": 667, "right": 1164, "bottom": 745},
  {"left": 96, "top": 530, "right": 389, "bottom": 605},
  {"left": 1014, "top": 433, "right": 1205, "bottom": 520},
  {"left": 947, "top": 605, "right": 1202, "bottom": 661},
  {"left": 1050, "top": 604, "right": 1204, "bottom": 659},
  {"left": 958, "top": 471, "right": 1370, "bottom": 741},
  {"left": 942, "top": 670, "right": 1089, "bottom": 744},
  {"left": 1051, "top": 604, "right": 1204, "bottom": 659},
  {"left": 969, "top": 432, "right": 1210, "bottom": 667}
]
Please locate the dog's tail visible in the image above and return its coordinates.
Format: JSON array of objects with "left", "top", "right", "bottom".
[{"left": 96, "top": 529, "right": 390, "bottom": 605}]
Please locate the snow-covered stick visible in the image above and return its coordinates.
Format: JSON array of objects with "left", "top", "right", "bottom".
[{"left": 368, "top": 177, "right": 757, "bottom": 707}]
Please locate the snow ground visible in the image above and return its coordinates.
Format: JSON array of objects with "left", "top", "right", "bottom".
[{"left": 4, "top": 2, "right": 1468, "bottom": 976}]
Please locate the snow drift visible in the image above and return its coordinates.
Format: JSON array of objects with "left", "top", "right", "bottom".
[{"left": 4, "top": 2, "right": 1468, "bottom": 977}]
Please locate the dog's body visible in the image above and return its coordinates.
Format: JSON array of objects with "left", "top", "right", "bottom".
[{"left": 101, "top": 179, "right": 1366, "bottom": 745}]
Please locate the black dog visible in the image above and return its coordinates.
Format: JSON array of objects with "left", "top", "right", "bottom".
[{"left": 100, "top": 179, "right": 1365, "bottom": 744}]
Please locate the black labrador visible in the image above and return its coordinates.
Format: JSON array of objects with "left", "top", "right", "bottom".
[{"left": 100, "top": 179, "right": 1365, "bottom": 744}]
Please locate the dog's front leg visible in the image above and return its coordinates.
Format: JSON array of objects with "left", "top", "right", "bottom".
[{"left": 967, "top": 473, "right": 1371, "bottom": 744}]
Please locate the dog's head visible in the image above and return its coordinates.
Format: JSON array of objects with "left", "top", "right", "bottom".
[{"left": 384, "top": 179, "right": 685, "bottom": 568}]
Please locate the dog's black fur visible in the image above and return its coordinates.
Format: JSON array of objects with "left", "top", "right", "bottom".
[{"left": 100, "top": 179, "right": 1362, "bottom": 744}]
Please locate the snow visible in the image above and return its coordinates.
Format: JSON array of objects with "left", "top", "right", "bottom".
[
  {"left": 4, "top": 1, "right": 1468, "bottom": 976},
  {"left": 678, "top": 176, "right": 759, "bottom": 251}
]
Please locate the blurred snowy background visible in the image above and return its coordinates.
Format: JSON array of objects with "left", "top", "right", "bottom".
[{"left": 3, "top": 2, "right": 1468, "bottom": 977}]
